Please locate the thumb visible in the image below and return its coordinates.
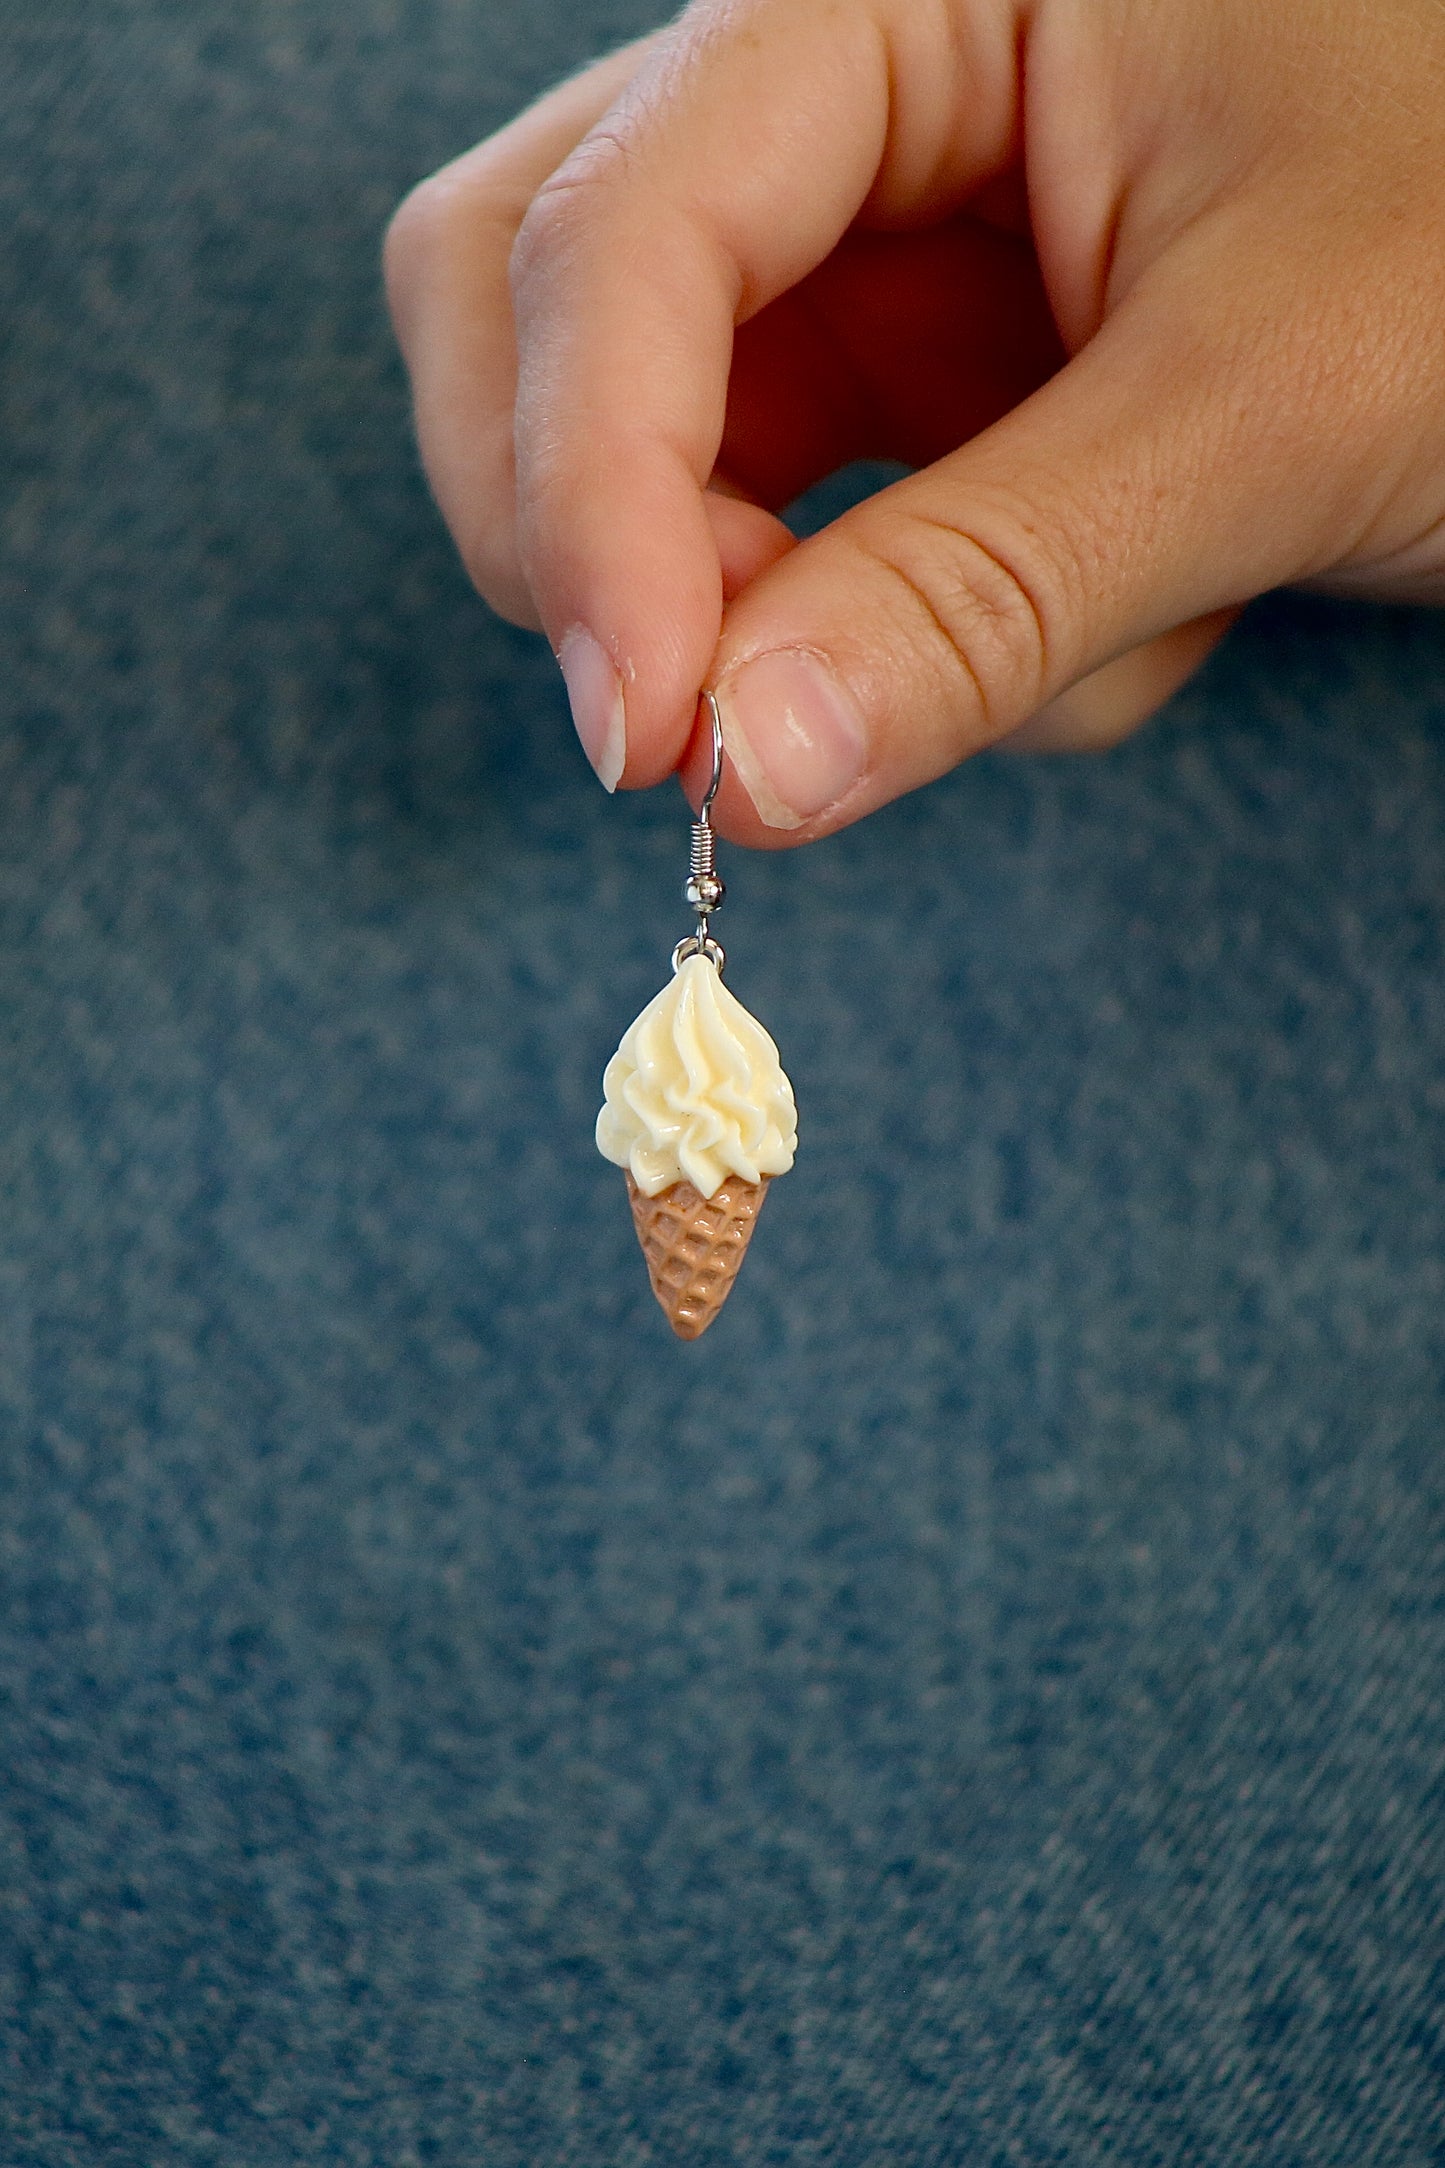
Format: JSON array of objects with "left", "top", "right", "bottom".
[{"left": 703, "top": 234, "right": 1347, "bottom": 842}]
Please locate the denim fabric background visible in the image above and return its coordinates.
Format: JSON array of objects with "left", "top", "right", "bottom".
[{"left": 2, "top": 4, "right": 1444, "bottom": 2162}]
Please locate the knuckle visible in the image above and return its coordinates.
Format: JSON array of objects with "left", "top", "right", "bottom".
[
  {"left": 382, "top": 181, "right": 438, "bottom": 315},
  {"left": 383, "top": 169, "right": 459, "bottom": 283},
  {"left": 385, "top": 162, "right": 531, "bottom": 316},
  {"left": 383, "top": 175, "right": 476, "bottom": 333},
  {"left": 509, "top": 126, "right": 638, "bottom": 293},
  {"left": 864, "top": 510, "right": 1066, "bottom": 734}
]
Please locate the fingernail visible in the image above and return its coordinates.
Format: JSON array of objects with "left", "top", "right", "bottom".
[
  {"left": 558, "top": 625, "right": 626, "bottom": 792},
  {"left": 713, "top": 648, "right": 868, "bottom": 829}
]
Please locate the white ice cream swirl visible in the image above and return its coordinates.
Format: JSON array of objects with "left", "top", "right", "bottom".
[{"left": 596, "top": 954, "right": 797, "bottom": 1198}]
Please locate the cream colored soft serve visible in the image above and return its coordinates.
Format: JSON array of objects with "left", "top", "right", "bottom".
[{"left": 596, "top": 954, "right": 797, "bottom": 1198}]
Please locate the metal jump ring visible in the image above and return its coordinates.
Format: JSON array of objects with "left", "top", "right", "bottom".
[{"left": 672, "top": 933, "right": 725, "bottom": 975}]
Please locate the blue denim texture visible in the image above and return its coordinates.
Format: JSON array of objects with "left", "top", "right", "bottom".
[{"left": 2, "top": 3, "right": 1444, "bottom": 2161}]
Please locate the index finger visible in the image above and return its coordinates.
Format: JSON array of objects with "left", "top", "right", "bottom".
[
  {"left": 508, "top": 0, "right": 1022, "bottom": 787},
  {"left": 384, "top": 33, "right": 665, "bottom": 629}
]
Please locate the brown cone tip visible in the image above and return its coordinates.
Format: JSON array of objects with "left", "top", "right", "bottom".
[{"left": 625, "top": 1172, "right": 770, "bottom": 1339}]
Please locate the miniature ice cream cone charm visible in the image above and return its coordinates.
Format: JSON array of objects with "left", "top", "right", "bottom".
[
  {"left": 597, "top": 953, "right": 797, "bottom": 1337},
  {"left": 596, "top": 692, "right": 797, "bottom": 1338}
]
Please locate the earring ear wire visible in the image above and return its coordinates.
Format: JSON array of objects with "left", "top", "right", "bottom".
[{"left": 673, "top": 688, "right": 726, "bottom": 975}]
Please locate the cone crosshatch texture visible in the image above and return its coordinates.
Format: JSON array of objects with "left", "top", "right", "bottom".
[{"left": 625, "top": 1172, "right": 771, "bottom": 1339}]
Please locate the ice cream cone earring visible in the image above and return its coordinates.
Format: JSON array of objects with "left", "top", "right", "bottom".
[{"left": 596, "top": 692, "right": 798, "bottom": 1338}]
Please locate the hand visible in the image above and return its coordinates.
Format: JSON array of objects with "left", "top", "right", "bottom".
[{"left": 385, "top": 0, "right": 1445, "bottom": 845}]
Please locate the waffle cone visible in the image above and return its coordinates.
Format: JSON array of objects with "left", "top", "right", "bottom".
[{"left": 625, "top": 1172, "right": 770, "bottom": 1339}]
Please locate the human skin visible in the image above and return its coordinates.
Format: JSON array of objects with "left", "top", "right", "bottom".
[{"left": 384, "top": 0, "right": 1445, "bottom": 846}]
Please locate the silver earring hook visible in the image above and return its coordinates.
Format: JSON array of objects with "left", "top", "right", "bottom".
[
  {"left": 699, "top": 687, "right": 724, "bottom": 820},
  {"left": 672, "top": 689, "right": 727, "bottom": 975}
]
